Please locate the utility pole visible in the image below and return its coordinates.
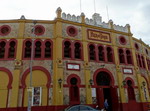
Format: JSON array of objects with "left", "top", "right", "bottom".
[{"left": 27, "top": 20, "right": 37, "bottom": 111}]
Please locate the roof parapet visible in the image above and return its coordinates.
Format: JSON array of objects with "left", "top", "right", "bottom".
[
  {"left": 59, "top": 7, "right": 131, "bottom": 33},
  {"left": 20, "top": 15, "right": 26, "bottom": 19},
  {"left": 56, "top": 7, "right": 62, "bottom": 18}
]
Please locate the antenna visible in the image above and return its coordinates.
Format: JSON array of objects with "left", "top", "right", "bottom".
[
  {"left": 80, "top": 0, "right": 82, "bottom": 13},
  {"left": 106, "top": 5, "right": 110, "bottom": 21},
  {"left": 94, "top": 0, "right": 96, "bottom": 13}
]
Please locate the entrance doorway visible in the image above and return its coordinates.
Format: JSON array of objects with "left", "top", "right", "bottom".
[
  {"left": 95, "top": 70, "right": 118, "bottom": 111},
  {"left": 103, "top": 88, "right": 112, "bottom": 110}
]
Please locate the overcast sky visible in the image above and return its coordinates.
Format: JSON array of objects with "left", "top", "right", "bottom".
[{"left": 0, "top": 0, "right": 149, "bottom": 45}]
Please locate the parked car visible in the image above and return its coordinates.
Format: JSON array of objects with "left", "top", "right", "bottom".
[{"left": 64, "top": 105, "right": 99, "bottom": 111}]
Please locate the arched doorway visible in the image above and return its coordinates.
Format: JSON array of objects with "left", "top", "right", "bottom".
[
  {"left": 21, "top": 66, "right": 51, "bottom": 107},
  {"left": 0, "top": 68, "right": 12, "bottom": 108},
  {"left": 67, "top": 74, "right": 80, "bottom": 105},
  {"left": 94, "top": 69, "right": 118, "bottom": 111}
]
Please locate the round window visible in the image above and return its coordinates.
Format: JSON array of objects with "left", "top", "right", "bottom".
[
  {"left": 0, "top": 25, "right": 11, "bottom": 36},
  {"left": 119, "top": 36, "right": 126, "bottom": 45},
  {"left": 34, "top": 25, "right": 45, "bottom": 36},
  {"left": 67, "top": 26, "right": 78, "bottom": 37}
]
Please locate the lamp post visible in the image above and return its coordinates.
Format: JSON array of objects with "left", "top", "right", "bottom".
[
  {"left": 27, "top": 20, "right": 37, "bottom": 111},
  {"left": 89, "top": 79, "right": 93, "bottom": 86},
  {"left": 121, "top": 80, "right": 126, "bottom": 88}
]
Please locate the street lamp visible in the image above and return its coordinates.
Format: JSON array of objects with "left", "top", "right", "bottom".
[
  {"left": 58, "top": 78, "right": 63, "bottom": 88},
  {"left": 121, "top": 80, "right": 126, "bottom": 88},
  {"left": 89, "top": 79, "right": 93, "bottom": 86},
  {"left": 27, "top": 20, "right": 37, "bottom": 111}
]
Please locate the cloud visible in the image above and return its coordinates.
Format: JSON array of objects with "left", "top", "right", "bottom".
[{"left": 0, "top": 0, "right": 149, "bottom": 45}]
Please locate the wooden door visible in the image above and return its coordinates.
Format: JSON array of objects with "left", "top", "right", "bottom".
[
  {"left": 110, "top": 87, "right": 119, "bottom": 111},
  {"left": 96, "top": 88, "right": 104, "bottom": 109}
]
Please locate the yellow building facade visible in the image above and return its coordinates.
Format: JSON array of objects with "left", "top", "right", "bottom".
[{"left": 0, "top": 7, "right": 150, "bottom": 111}]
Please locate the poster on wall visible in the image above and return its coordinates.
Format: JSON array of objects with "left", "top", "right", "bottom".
[
  {"left": 92, "top": 88, "right": 96, "bottom": 97},
  {"left": 92, "top": 88, "right": 97, "bottom": 104},
  {"left": 32, "top": 87, "right": 42, "bottom": 106}
]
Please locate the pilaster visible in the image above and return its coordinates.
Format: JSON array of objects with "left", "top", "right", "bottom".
[
  {"left": 52, "top": 12, "right": 63, "bottom": 105},
  {"left": 81, "top": 22, "right": 92, "bottom": 104}
]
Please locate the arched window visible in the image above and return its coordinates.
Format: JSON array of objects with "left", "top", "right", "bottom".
[
  {"left": 119, "top": 49, "right": 125, "bottom": 63},
  {"left": 0, "top": 41, "right": 6, "bottom": 58},
  {"left": 45, "top": 41, "right": 51, "bottom": 58},
  {"left": 126, "top": 50, "right": 132, "bottom": 64},
  {"left": 138, "top": 55, "right": 142, "bottom": 67},
  {"left": 89, "top": 44, "right": 96, "bottom": 61},
  {"left": 24, "top": 41, "right": 32, "bottom": 58},
  {"left": 149, "top": 60, "right": 150, "bottom": 70},
  {"left": 8, "top": 41, "right": 16, "bottom": 58},
  {"left": 147, "top": 59, "right": 150, "bottom": 70},
  {"left": 136, "top": 54, "right": 139, "bottom": 66},
  {"left": 127, "top": 80, "right": 135, "bottom": 100},
  {"left": 34, "top": 41, "right": 42, "bottom": 58},
  {"left": 141, "top": 56, "right": 145, "bottom": 68},
  {"left": 98, "top": 46, "right": 105, "bottom": 61},
  {"left": 74, "top": 42, "right": 81, "bottom": 59},
  {"left": 107, "top": 47, "right": 113, "bottom": 62},
  {"left": 64, "top": 41, "right": 71, "bottom": 58}
]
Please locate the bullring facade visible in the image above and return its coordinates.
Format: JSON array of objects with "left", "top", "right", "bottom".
[{"left": 0, "top": 7, "right": 150, "bottom": 111}]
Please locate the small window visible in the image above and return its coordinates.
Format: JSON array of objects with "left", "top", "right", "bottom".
[
  {"left": 45, "top": 41, "right": 51, "bottom": 58},
  {"left": 0, "top": 41, "right": 6, "bottom": 58},
  {"left": 8, "top": 41, "right": 16, "bottom": 58},
  {"left": 145, "top": 49, "right": 148, "bottom": 55},
  {"left": 74, "top": 42, "right": 81, "bottom": 59},
  {"left": 138, "top": 55, "right": 142, "bottom": 67},
  {"left": 24, "top": 41, "right": 32, "bottom": 58},
  {"left": 135, "top": 43, "right": 139, "bottom": 50},
  {"left": 141, "top": 56, "right": 145, "bottom": 68},
  {"left": 35, "top": 41, "right": 42, "bottom": 58},
  {"left": 64, "top": 41, "right": 71, "bottom": 58},
  {"left": 89, "top": 44, "right": 96, "bottom": 61},
  {"left": 98, "top": 46, "right": 105, "bottom": 61},
  {"left": 148, "top": 59, "right": 150, "bottom": 70}
]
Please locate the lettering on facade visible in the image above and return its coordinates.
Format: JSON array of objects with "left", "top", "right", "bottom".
[{"left": 87, "top": 29, "right": 111, "bottom": 42}]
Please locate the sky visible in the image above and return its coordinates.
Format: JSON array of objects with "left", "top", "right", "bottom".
[{"left": 0, "top": 0, "right": 150, "bottom": 45}]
